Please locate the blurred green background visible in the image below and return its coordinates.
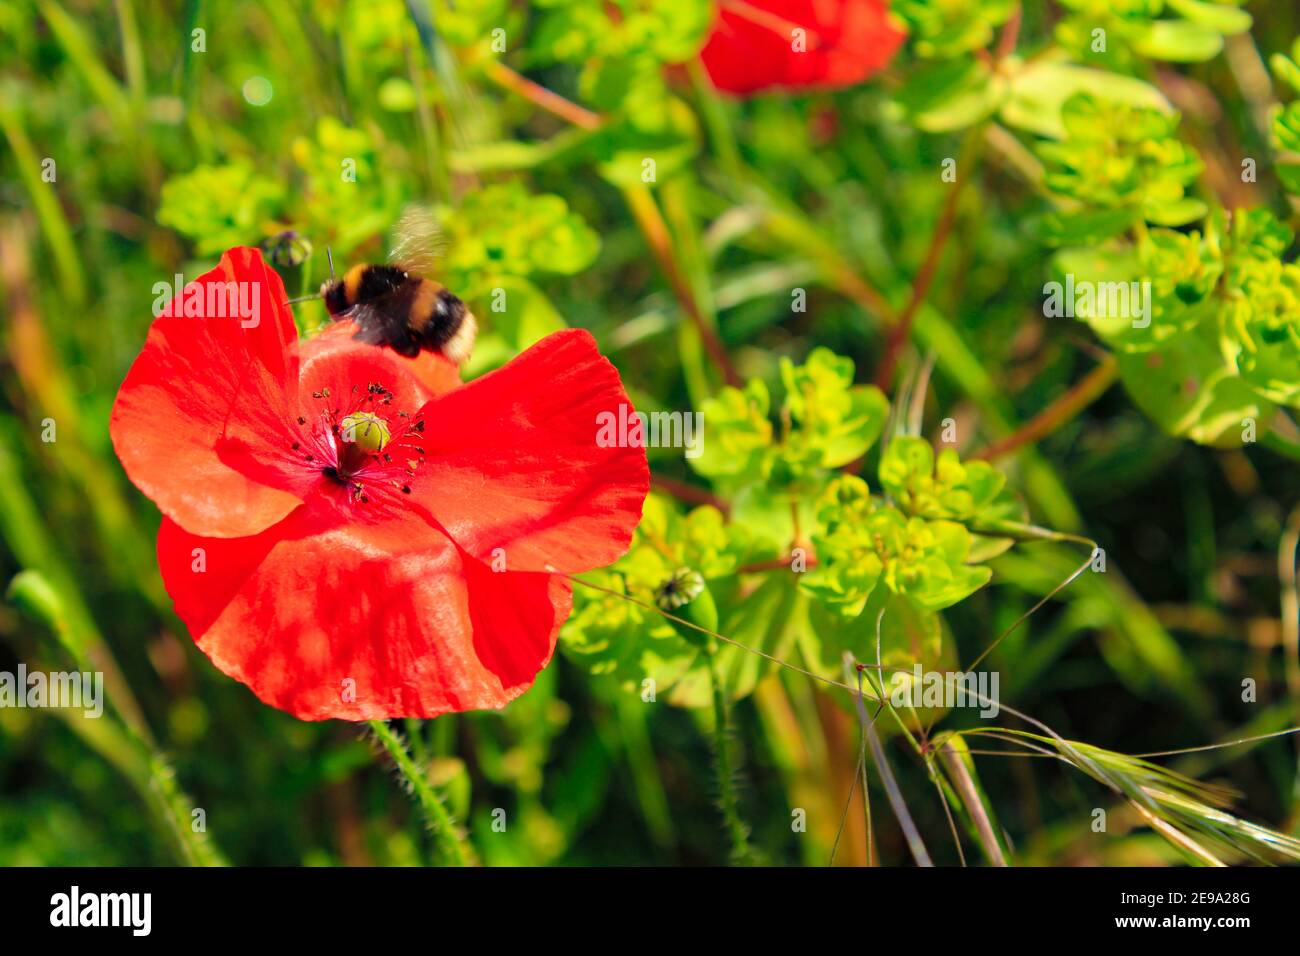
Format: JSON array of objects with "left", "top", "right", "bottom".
[{"left": 3, "top": 0, "right": 1300, "bottom": 866}]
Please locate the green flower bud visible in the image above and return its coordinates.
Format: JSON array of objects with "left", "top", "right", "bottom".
[
  {"left": 260, "top": 230, "right": 313, "bottom": 269},
  {"left": 654, "top": 568, "right": 718, "bottom": 648}
]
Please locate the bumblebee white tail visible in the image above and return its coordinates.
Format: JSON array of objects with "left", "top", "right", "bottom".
[{"left": 442, "top": 310, "right": 477, "bottom": 365}]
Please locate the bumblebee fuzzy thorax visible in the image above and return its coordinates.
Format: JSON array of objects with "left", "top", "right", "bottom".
[{"left": 321, "top": 263, "right": 396, "bottom": 317}]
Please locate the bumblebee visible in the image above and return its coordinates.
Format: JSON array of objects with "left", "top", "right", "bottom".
[
  {"left": 321, "top": 263, "right": 476, "bottom": 362},
  {"left": 292, "top": 207, "right": 477, "bottom": 363}
]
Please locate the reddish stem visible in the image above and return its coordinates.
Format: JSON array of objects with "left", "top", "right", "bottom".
[
  {"left": 996, "top": 5, "right": 1022, "bottom": 62},
  {"left": 651, "top": 474, "right": 730, "bottom": 512},
  {"left": 624, "top": 186, "right": 743, "bottom": 388},
  {"left": 873, "top": 158, "right": 968, "bottom": 389},
  {"left": 971, "top": 356, "right": 1119, "bottom": 461},
  {"left": 737, "top": 554, "right": 818, "bottom": 574},
  {"left": 483, "top": 61, "right": 602, "bottom": 130}
]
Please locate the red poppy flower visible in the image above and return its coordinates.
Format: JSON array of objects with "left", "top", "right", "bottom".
[
  {"left": 700, "top": 0, "right": 906, "bottom": 96},
  {"left": 111, "top": 247, "right": 648, "bottom": 720}
]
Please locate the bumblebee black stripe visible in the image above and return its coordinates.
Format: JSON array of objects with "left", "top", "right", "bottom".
[
  {"left": 356, "top": 264, "right": 406, "bottom": 300},
  {"left": 418, "top": 288, "right": 468, "bottom": 349}
]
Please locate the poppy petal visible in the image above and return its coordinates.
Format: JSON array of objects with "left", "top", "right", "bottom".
[
  {"left": 405, "top": 329, "right": 649, "bottom": 574},
  {"left": 700, "top": 0, "right": 905, "bottom": 96},
  {"left": 300, "top": 322, "right": 462, "bottom": 404},
  {"left": 111, "top": 247, "right": 305, "bottom": 538},
  {"left": 157, "top": 502, "right": 570, "bottom": 721},
  {"left": 196, "top": 319, "right": 465, "bottom": 509}
]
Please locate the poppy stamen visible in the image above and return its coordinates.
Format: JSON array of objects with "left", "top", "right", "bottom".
[{"left": 292, "top": 379, "right": 434, "bottom": 504}]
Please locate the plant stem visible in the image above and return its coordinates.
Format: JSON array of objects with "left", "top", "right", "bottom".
[
  {"left": 864, "top": 716, "right": 933, "bottom": 866},
  {"left": 995, "top": 3, "right": 1022, "bottom": 61},
  {"left": 1277, "top": 507, "right": 1300, "bottom": 791},
  {"left": 688, "top": 59, "right": 743, "bottom": 181},
  {"left": 650, "top": 474, "right": 730, "bottom": 512},
  {"left": 938, "top": 740, "right": 1008, "bottom": 866},
  {"left": 59, "top": 703, "right": 227, "bottom": 865},
  {"left": 368, "top": 719, "right": 470, "bottom": 867},
  {"left": 7, "top": 570, "right": 225, "bottom": 865},
  {"left": 874, "top": 124, "right": 985, "bottom": 388},
  {"left": 750, "top": 198, "right": 897, "bottom": 324},
  {"left": 843, "top": 655, "right": 933, "bottom": 866},
  {"left": 481, "top": 60, "right": 602, "bottom": 130},
  {"left": 1261, "top": 418, "right": 1300, "bottom": 460},
  {"left": 971, "top": 356, "right": 1118, "bottom": 461},
  {"left": 737, "top": 554, "right": 818, "bottom": 574},
  {"left": 1278, "top": 507, "right": 1300, "bottom": 704},
  {"left": 623, "top": 184, "right": 743, "bottom": 387},
  {"left": 927, "top": 764, "right": 968, "bottom": 866},
  {"left": 706, "top": 645, "right": 755, "bottom": 864},
  {"left": 1224, "top": 32, "right": 1278, "bottom": 144}
]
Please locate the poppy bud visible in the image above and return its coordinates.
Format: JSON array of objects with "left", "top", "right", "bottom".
[
  {"left": 261, "top": 230, "right": 313, "bottom": 269},
  {"left": 654, "top": 568, "right": 718, "bottom": 648}
]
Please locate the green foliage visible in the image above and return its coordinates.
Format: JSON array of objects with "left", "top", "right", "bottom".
[
  {"left": 692, "top": 348, "right": 888, "bottom": 493},
  {"left": 437, "top": 182, "right": 599, "bottom": 370},
  {"left": 1001, "top": 59, "right": 1172, "bottom": 139},
  {"left": 1052, "top": 203, "right": 1300, "bottom": 443},
  {"left": 894, "top": 0, "right": 1017, "bottom": 59},
  {"left": 692, "top": 380, "right": 775, "bottom": 484},
  {"left": 529, "top": 0, "right": 711, "bottom": 77},
  {"left": 526, "top": 0, "right": 707, "bottom": 185},
  {"left": 563, "top": 353, "right": 1021, "bottom": 716},
  {"left": 1038, "top": 93, "right": 1205, "bottom": 227},
  {"left": 559, "top": 493, "right": 782, "bottom": 707},
  {"left": 1271, "top": 43, "right": 1300, "bottom": 195},
  {"left": 439, "top": 181, "right": 601, "bottom": 291},
  {"left": 1029, "top": 69, "right": 1300, "bottom": 445},
  {"left": 156, "top": 119, "right": 404, "bottom": 258},
  {"left": 878, "top": 437, "right": 1023, "bottom": 527},
  {"left": 431, "top": 0, "right": 511, "bottom": 49},
  {"left": 778, "top": 349, "right": 890, "bottom": 472},
  {"left": 893, "top": 57, "right": 1009, "bottom": 133},
  {"left": 890, "top": 0, "right": 1016, "bottom": 132},
  {"left": 1054, "top": 0, "right": 1250, "bottom": 67},
  {"left": 798, "top": 435, "right": 1024, "bottom": 619},
  {"left": 290, "top": 118, "right": 405, "bottom": 250},
  {"left": 801, "top": 477, "right": 993, "bottom": 614},
  {"left": 157, "top": 163, "right": 285, "bottom": 255}
]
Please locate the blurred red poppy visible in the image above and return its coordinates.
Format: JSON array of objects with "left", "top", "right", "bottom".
[
  {"left": 700, "top": 0, "right": 905, "bottom": 96},
  {"left": 111, "top": 247, "right": 648, "bottom": 720}
]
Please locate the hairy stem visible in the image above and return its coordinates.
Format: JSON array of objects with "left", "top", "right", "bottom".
[
  {"left": 7, "top": 570, "right": 226, "bottom": 865},
  {"left": 707, "top": 646, "right": 755, "bottom": 864},
  {"left": 60, "top": 704, "right": 227, "bottom": 866},
  {"left": 368, "top": 719, "right": 470, "bottom": 867}
]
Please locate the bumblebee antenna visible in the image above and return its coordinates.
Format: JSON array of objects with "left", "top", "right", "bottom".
[{"left": 284, "top": 246, "right": 337, "bottom": 306}]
